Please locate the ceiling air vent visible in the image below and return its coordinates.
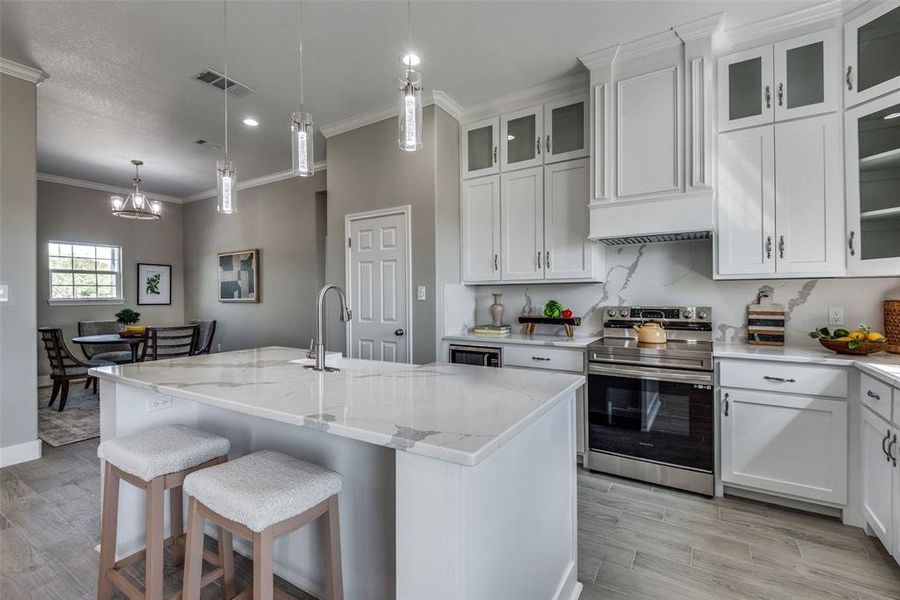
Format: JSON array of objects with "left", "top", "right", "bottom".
[
  {"left": 195, "top": 138, "right": 224, "bottom": 151},
  {"left": 600, "top": 230, "right": 712, "bottom": 246},
  {"left": 193, "top": 68, "right": 255, "bottom": 98}
]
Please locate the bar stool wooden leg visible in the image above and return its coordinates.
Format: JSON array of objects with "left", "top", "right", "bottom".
[
  {"left": 144, "top": 476, "right": 166, "bottom": 600},
  {"left": 97, "top": 462, "right": 120, "bottom": 600},
  {"left": 253, "top": 528, "right": 274, "bottom": 600},
  {"left": 218, "top": 526, "right": 236, "bottom": 598},
  {"left": 182, "top": 497, "right": 205, "bottom": 600},
  {"left": 170, "top": 485, "right": 185, "bottom": 567},
  {"left": 324, "top": 495, "right": 343, "bottom": 600}
]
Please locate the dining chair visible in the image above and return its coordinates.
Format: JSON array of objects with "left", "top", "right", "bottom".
[
  {"left": 140, "top": 325, "right": 199, "bottom": 361},
  {"left": 39, "top": 327, "right": 114, "bottom": 411},
  {"left": 190, "top": 320, "right": 217, "bottom": 355},
  {"left": 77, "top": 320, "right": 133, "bottom": 364}
]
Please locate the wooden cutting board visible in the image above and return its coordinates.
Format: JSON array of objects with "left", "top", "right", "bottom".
[{"left": 748, "top": 292, "right": 785, "bottom": 346}]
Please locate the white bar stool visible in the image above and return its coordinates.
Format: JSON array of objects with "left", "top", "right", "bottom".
[
  {"left": 181, "top": 450, "right": 343, "bottom": 600},
  {"left": 96, "top": 424, "right": 232, "bottom": 600}
]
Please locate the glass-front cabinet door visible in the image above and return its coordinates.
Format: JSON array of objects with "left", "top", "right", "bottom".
[
  {"left": 846, "top": 89, "right": 900, "bottom": 275},
  {"left": 773, "top": 29, "right": 837, "bottom": 121},
  {"left": 461, "top": 117, "right": 499, "bottom": 179},
  {"left": 544, "top": 95, "right": 588, "bottom": 163},
  {"left": 845, "top": 4, "right": 900, "bottom": 108},
  {"left": 501, "top": 106, "right": 543, "bottom": 171},
  {"left": 717, "top": 45, "right": 774, "bottom": 132}
]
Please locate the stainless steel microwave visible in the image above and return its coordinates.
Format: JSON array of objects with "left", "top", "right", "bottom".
[{"left": 448, "top": 344, "right": 502, "bottom": 368}]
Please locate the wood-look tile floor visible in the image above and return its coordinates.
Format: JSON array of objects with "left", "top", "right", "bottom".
[{"left": 2, "top": 440, "right": 898, "bottom": 599}]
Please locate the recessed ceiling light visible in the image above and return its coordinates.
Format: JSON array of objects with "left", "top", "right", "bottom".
[
  {"left": 242, "top": 117, "right": 259, "bottom": 127},
  {"left": 400, "top": 53, "right": 421, "bottom": 67},
  {"left": 884, "top": 112, "right": 900, "bottom": 120}
]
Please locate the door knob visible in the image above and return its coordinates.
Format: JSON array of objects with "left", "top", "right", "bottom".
[{"left": 394, "top": 328, "right": 405, "bottom": 336}]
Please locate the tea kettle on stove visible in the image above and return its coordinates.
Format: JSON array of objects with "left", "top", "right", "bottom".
[{"left": 633, "top": 321, "right": 667, "bottom": 344}]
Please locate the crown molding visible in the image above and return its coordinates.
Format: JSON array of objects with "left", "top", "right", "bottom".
[
  {"left": 431, "top": 90, "right": 463, "bottom": 121},
  {"left": 461, "top": 72, "right": 589, "bottom": 123},
  {"left": 578, "top": 44, "right": 620, "bottom": 70},
  {"left": 0, "top": 57, "right": 49, "bottom": 85},
  {"left": 674, "top": 13, "right": 723, "bottom": 42},
  {"left": 36, "top": 173, "right": 183, "bottom": 204},
  {"left": 617, "top": 29, "right": 682, "bottom": 61},
  {"left": 714, "top": 0, "right": 844, "bottom": 52},
  {"left": 183, "top": 160, "right": 328, "bottom": 202}
]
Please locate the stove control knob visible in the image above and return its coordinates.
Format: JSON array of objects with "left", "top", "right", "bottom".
[
  {"left": 619, "top": 308, "right": 629, "bottom": 318},
  {"left": 682, "top": 308, "right": 694, "bottom": 319},
  {"left": 607, "top": 309, "right": 617, "bottom": 317},
  {"left": 697, "top": 310, "right": 708, "bottom": 320}
]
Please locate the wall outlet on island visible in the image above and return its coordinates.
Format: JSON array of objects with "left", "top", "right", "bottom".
[
  {"left": 828, "top": 306, "right": 844, "bottom": 326},
  {"left": 147, "top": 396, "right": 173, "bottom": 412}
]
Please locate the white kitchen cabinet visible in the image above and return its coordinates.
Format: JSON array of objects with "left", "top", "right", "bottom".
[
  {"left": 500, "top": 167, "right": 544, "bottom": 281},
  {"left": 501, "top": 106, "right": 543, "bottom": 172},
  {"left": 720, "top": 388, "right": 847, "bottom": 505},
  {"left": 461, "top": 176, "right": 501, "bottom": 283},
  {"left": 845, "top": 89, "right": 900, "bottom": 276},
  {"left": 718, "top": 45, "right": 774, "bottom": 132},
  {"left": 543, "top": 159, "right": 595, "bottom": 280},
  {"left": 544, "top": 95, "right": 589, "bottom": 164},
  {"left": 861, "top": 406, "right": 894, "bottom": 551},
  {"left": 844, "top": 3, "right": 900, "bottom": 108},
  {"left": 461, "top": 117, "right": 499, "bottom": 179}
]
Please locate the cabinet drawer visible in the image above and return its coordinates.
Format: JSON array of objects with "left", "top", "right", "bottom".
[
  {"left": 861, "top": 373, "right": 894, "bottom": 423},
  {"left": 503, "top": 345, "right": 583, "bottom": 373},
  {"left": 719, "top": 360, "right": 848, "bottom": 398}
]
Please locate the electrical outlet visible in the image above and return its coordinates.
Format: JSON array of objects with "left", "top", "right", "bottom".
[
  {"left": 217, "top": 343, "right": 222, "bottom": 352},
  {"left": 146, "top": 395, "right": 173, "bottom": 412},
  {"left": 828, "top": 306, "right": 844, "bottom": 326},
  {"left": 417, "top": 285, "right": 426, "bottom": 301}
]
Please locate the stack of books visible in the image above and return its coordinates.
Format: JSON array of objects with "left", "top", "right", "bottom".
[{"left": 473, "top": 324, "right": 511, "bottom": 336}]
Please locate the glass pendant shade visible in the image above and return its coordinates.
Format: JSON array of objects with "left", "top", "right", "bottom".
[
  {"left": 398, "top": 68, "right": 423, "bottom": 152},
  {"left": 216, "top": 160, "right": 237, "bottom": 214},
  {"left": 111, "top": 195, "right": 124, "bottom": 211},
  {"left": 110, "top": 160, "right": 160, "bottom": 220},
  {"left": 291, "top": 111, "right": 315, "bottom": 177}
]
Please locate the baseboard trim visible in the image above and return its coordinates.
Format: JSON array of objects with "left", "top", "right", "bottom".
[{"left": 0, "top": 439, "right": 42, "bottom": 468}]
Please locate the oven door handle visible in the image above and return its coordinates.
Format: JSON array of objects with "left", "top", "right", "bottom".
[{"left": 588, "top": 363, "right": 713, "bottom": 385}]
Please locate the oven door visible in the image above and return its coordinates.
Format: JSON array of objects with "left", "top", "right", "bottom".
[{"left": 588, "top": 364, "right": 713, "bottom": 472}]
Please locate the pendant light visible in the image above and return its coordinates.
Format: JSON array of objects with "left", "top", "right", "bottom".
[
  {"left": 291, "top": 0, "right": 315, "bottom": 177},
  {"left": 111, "top": 160, "right": 161, "bottom": 220},
  {"left": 398, "top": 0, "right": 422, "bottom": 152},
  {"left": 216, "top": 0, "right": 237, "bottom": 214}
]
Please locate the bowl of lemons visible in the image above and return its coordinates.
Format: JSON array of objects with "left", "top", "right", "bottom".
[{"left": 809, "top": 324, "right": 887, "bottom": 355}]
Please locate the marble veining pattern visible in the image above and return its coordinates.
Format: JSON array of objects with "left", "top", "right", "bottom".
[{"left": 90, "top": 346, "right": 584, "bottom": 466}]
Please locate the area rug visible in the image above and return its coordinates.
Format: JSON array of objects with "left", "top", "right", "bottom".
[{"left": 37, "top": 383, "right": 100, "bottom": 446}]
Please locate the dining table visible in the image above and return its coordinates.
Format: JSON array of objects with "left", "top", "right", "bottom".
[{"left": 71, "top": 334, "right": 145, "bottom": 363}]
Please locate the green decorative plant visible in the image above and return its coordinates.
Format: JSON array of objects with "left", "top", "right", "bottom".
[
  {"left": 115, "top": 308, "right": 141, "bottom": 326},
  {"left": 543, "top": 299, "right": 563, "bottom": 318},
  {"left": 145, "top": 272, "right": 161, "bottom": 295}
]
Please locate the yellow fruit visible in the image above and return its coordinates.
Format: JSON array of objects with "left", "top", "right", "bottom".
[
  {"left": 849, "top": 331, "right": 866, "bottom": 341},
  {"left": 867, "top": 332, "right": 886, "bottom": 342},
  {"left": 836, "top": 336, "right": 853, "bottom": 342}
]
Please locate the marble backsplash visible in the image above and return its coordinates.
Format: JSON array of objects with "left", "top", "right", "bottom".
[{"left": 455, "top": 240, "right": 900, "bottom": 345}]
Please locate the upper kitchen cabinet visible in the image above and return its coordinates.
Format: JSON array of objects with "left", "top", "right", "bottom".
[
  {"left": 461, "top": 117, "right": 499, "bottom": 179},
  {"left": 501, "top": 106, "right": 544, "bottom": 171},
  {"left": 461, "top": 175, "right": 501, "bottom": 282},
  {"left": 544, "top": 95, "right": 589, "bottom": 163},
  {"left": 718, "top": 29, "right": 836, "bottom": 132},
  {"left": 845, "top": 3, "right": 900, "bottom": 108},
  {"left": 544, "top": 159, "right": 594, "bottom": 280},
  {"left": 845, "top": 89, "right": 900, "bottom": 276}
]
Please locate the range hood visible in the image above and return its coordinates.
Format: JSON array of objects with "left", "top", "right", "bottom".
[{"left": 589, "top": 191, "right": 715, "bottom": 246}]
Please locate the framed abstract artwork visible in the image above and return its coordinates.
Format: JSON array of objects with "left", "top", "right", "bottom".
[
  {"left": 218, "top": 249, "right": 259, "bottom": 302},
  {"left": 137, "top": 263, "right": 172, "bottom": 305}
]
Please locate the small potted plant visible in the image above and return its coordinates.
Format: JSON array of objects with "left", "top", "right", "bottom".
[{"left": 114, "top": 308, "right": 142, "bottom": 335}]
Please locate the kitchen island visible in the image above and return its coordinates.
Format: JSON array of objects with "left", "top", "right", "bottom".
[{"left": 90, "top": 346, "right": 585, "bottom": 600}]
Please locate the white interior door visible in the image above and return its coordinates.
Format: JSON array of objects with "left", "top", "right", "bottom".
[{"left": 347, "top": 210, "right": 410, "bottom": 363}]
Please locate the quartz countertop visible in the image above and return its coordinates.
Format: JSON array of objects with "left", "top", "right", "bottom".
[
  {"left": 443, "top": 331, "right": 602, "bottom": 349},
  {"left": 90, "top": 346, "right": 585, "bottom": 466},
  {"left": 714, "top": 342, "right": 900, "bottom": 386}
]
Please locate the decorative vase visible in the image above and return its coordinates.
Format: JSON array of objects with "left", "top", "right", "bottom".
[{"left": 489, "top": 293, "right": 505, "bottom": 326}]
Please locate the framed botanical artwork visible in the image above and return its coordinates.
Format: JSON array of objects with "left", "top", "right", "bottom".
[
  {"left": 137, "top": 263, "right": 172, "bottom": 305},
  {"left": 218, "top": 249, "right": 259, "bottom": 302}
]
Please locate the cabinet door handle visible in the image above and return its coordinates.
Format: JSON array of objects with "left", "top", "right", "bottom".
[
  {"left": 493, "top": 253, "right": 498, "bottom": 271},
  {"left": 723, "top": 392, "right": 730, "bottom": 417},
  {"left": 493, "top": 146, "right": 498, "bottom": 164},
  {"left": 531, "top": 356, "right": 551, "bottom": 361},
  {"left": 766, "top": 236, "right": 772, "bottom": 259},
  {"left": 546, "top": 134, "right": 551, "bottom": 153},
  {"left": 777, "top": 83, "right": 784, "bottom": 106},
  {"left": 537, "top": 251, "right": 542, "bottom": 269},
  {"left": 867, "top": 389, "right": 881, "bottom": 401},
  {"left": 882, "top": 429, "right": 892, "bottom": 460},
  {"left": 536, "top": 137, "right": 541, "bottom": 155},
  {"left": 545, "top": 250, "right": 551, "bottom": 269},
  {"left": 779, "top": 235, "right": 785, "bottom": 259},
  {"left": 848, "top": 231, "right": 856, "bottom": 256},
  {"left": 890, "top": 434, "right": 898, "bottom": 467},
  {"left": 764, "top": 375, "right": 796, "bottom": 383},
  {"left": 846, "top": 65, "right": 853, "bottom": 91},
  {"left": 765, "top": 85, "right": 771, "bottom": 109}
]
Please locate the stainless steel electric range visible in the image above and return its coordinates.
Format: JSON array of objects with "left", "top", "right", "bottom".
[{"left": 585, "top": 306, "right": 715, "bottom": 496}]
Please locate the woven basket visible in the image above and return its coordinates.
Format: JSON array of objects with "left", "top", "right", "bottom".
[
  {"left": 886, "top": 300, "right": 900, "bottom": 354},
  {"left": 819, "top": 338, "right": 885, "bottom": 355}
]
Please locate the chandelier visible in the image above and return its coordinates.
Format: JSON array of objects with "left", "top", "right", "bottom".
[{"left": 110, "top": 160, "right": 161, "bottom": 220}]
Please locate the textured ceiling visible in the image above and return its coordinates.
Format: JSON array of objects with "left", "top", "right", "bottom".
[{"left": 1, "top": 0, "right": 818, "bottom": 198}]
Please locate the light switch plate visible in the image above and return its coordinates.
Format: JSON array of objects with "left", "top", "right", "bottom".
[
  {"left": 828, "top": 306, "right": 844, "bottom": 326},
  {"left": 0, "top": 284, "right": 7, "bottom": 302},
  {"left": 417, "top": 286, "right": 426, "bottom": 301}
]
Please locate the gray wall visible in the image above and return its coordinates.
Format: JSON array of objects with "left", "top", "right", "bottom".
[
  {"left": 0, "top": 73, "right": 38, "bottom": 455},
  {"left": 182, "top": 174, "right": 327, "bottom": 352},
  {"left": 36, "top": 181, "right": 186, "bottom": 376},
  {"left": 433, "top": 107, "right": 461, "bottom": 358},
  {"left": 326, "top": 105, "right": 458, "bottom": 364}
]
